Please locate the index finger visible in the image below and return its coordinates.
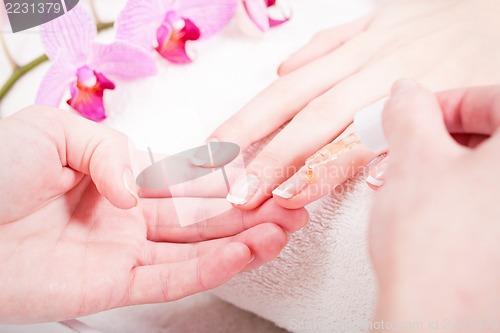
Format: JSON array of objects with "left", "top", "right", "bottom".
[{"left": 438, "top": 85, "right": 500, "bottom": 136}]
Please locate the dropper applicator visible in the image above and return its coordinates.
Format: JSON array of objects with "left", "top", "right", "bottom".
[
  {"left": 272, "top": 98, "right": 388, "bottom": 199},
  {"left": 304, "top": 98, "right": 388, "bottom": 170}
]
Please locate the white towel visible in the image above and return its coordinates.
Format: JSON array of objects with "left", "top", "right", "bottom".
[
  {"left": 214, "top": 166, "right": 378, "bottom": 333},
  {"left": 208, "top": 134, "right": 378, "bottom": 333}
]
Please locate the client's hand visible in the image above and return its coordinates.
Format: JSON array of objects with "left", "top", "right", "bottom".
[
  {"left": 370, "top": 81, "right": 500, "bottom": 330},
  {"left": 211, "top": 0, "right": 500, "bottom": 209},
  {"left": 0, "top": 106, "right": 308, "bottom": 324}
]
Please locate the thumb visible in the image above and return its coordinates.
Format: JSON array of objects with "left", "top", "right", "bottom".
[
  {"left": 53, "top": 108, "right": 139, "bottom": 209},
  {"left": 383, "top": 79, "right": 457, "bottom": 158}
]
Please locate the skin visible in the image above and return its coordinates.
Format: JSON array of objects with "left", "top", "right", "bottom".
[
  {"left": 371, "top": 81, "right": 500, "bottom": 332},
  {"left": 211, "top": 0, "right": 500, "bottom": 209},
  {"left": 0, "top": 106, "right": 309, "bottom": 324}
]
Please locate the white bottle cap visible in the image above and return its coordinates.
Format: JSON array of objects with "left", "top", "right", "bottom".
[{"left": 353, "top": 98, "right": 389, "bottom": 154}]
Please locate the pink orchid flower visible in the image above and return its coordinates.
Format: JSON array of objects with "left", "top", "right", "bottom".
[
  {"left": 116, "top": 0, "right": 237, "bottom": 64},
  {"left": 241, "top": 0, "right": 292, "bottom": 33},
  {"left": 36, "top": 5, "right": 157, "bottom": 122},
  {"left": 0, "top": 0, "right": 8, "bottom": 26}
]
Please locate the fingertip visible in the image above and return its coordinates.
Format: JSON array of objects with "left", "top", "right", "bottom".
[
  {"left": 226, "top": 242, "right": 252, "bottom": 258},
  {"left": 222, "top": 242, "right": 253, "bottom": 270},
  {"left": 266, "top": 198, "right": 310, "bottom": 231},
  {"left": 292, "top": 207, "right": 310, "bottom": 231},
  {"left": 272, "top": 195, "right": 306, "bottom": 210},
  {"left": 365, "top": 158, "right": 388, "bottom": 190},
  {"left": 235, "top": 198, "right": 305, "bottom": 235},
  {"left": 390, "top": 78, "right": 421, "bottom": 96},
  {"left": 277, "top": 60, "right": 292, "bottom": 76},
  {"left": 201, "top": 242, "right": 253, "bottom": 289},
  {"left": 242, "top": 223, "right": 288, "bottom": 271},
  {"left": 226, "top": 173, "right": 268, "bottom": 210},
  {"left": 94, "top": 168, "right": 139, "bottom": 210},
  {"left": 123, "top": 169, "right": 140, "bottom": 207},
  {"left": 384, "top": 79, "right": 445, "bottom": 152},
  {"left": 385, "top": 80, "right": 462, "bottom": 160}
]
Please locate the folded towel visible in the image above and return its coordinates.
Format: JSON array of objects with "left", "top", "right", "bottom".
[{"left": 213, "top": 142, "right": 378, "bottom": 333}]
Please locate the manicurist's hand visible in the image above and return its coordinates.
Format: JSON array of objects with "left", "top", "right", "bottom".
[
  {"left": 212, "top": 0, "right": 500, "bottom": 209},
  {"left": 370, "top": 81, "right": 500, "bottom": 331},
  {"left": 0, "top": 106, "right": 308, "bottom": 324}
]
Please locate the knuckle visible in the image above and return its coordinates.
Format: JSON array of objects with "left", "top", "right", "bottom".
[
  {"left": 194, "top": 199, "right": 211, "bottom": 228},
  {"left": 196, "top": 258, "right": 205, "bottom": 291},
  {"left": 222, "top": 115, "right": 247, "bottom": 136},
  {"left": 21, "top": 104, "right": 55, "bottom": 119},
  {"left": 267, "top": 222, "right": 286, "bottom": 238},
  {"left": 159, "top": 268, "right": 171, "bottom": 302},
  {"left": 306, "top": 97, "right": 336, "bottom": 122},
  {"left": 311, "top": 30, "right": 329, "bottom": 42},
  {"left": 213, "top": 114, "right": 250, "bottom": 143},
  {"left": 265, "top": 76, "right": 297, "bottom": 99}
]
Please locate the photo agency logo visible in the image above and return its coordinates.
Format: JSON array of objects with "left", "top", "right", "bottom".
[
  {"left": 3, "top": 0, "right": 78, "bottom": 33},
  {"left": 136, "top": 141, "right": 247, "bottom": 227}
]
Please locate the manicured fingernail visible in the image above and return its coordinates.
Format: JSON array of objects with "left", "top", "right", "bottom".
[
  {"left": 366, "top": 161, "right": 388, "bottom": 188},
  {"left": 366, "top": 175, "right": 384, "bottom": 188},
  {"left": 392, "top": 79, "right": 419, "bottom": 95},
  {"left": 272, "top": 170, "right": 309, "bottom": 199},
  {"left": 124, "top": 169, "right": 139, "bottom": 206},
  {"left": 226, "top": 174, "right": 260, "bottom": 205}
]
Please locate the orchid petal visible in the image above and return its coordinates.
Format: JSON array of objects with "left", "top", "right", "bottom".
[
  {"left": 40, "top": 5, "right": 96, "bottom": 63},
  {"left": 0, "top": 0, "right": 8, "bottom": 25},
  {"left": 36, "top": 54, "right": 75, "bottom": 107},
  {"left": 268, "top": 0, "right": 292, "bottom": 28},
  {"left": 116, "top": 0, "right": 165, "bottom": 50},
  {"left": 155, "top": 19, "right": 199, "bottom": 64},
  {"left": 89, "top": 42, "right": 158, "bottom": 80},
  {"left": 269, "top": 17, "right": 289, "bottom": 28},
  {"left": 67, "top": 66, "right": 115, "bottom": 122},
  {"left": 156, "top": 42, "right": 193, "bottom": 64},
  {"left": 242, "top": 0, "right": 269, "bottom": 32},
  {"left": 174, "top": 0, "right": 238, "bottom": 38}
]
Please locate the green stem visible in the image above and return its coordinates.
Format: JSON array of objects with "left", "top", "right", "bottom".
[
  {"left": 97, "top": 21, "right": 114, "bottom": 32},
  {"left": 0, "top": 54, "right": 48, "bottom": 101},
  {"left": 0, "top": 21, "right": 114, "bottom": 103},
  {"left": 88, "top": 0, "right": 102, "bottom": 26}
]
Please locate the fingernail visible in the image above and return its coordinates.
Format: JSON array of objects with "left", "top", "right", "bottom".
[
  {"left": 190, "top": 139, "right": 220, "bottom": 167},
  {"left": 277, "top": 64, "right": 282, "bottom": 75},
  {"left": 124, "top": 169, "right": 139, "bottom": 206},
  {"left": 226, "top": 174, "right": 260, "bottom": 205},
  {"left": 248, "top": 254, "right": 256, "bottom": 264},
  {"left": 366, "top": 161, "right": 388, "bottom": 188},
  {"left": 272, "top": 170, "right": 309, "bottom": 199},
  {"left": 392, "top": 79, "right": 419, "bottom": 95},
  {"left": 190, "top": 148, "right": 209, "bottom": 167}
]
